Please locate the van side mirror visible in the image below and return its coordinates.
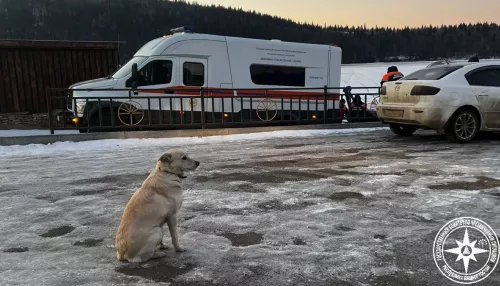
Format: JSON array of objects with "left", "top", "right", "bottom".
[
  {"left": 131, "top": 81, "right": 138, "bottom": 89},
  {"left": 131, "top": 63, "right": 138, "bottom": 78}
]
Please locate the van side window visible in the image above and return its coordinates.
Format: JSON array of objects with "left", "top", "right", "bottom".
[
  {"left": 130, "top": 60, "right": 173, "bottom": 87},
  {"left": 465, "top": 68, "right": 500, "bottom": 87},
  {"left": 183, "top": 62, "right": 204, "bottom": 86},
  {"left": 250, "top": 64, "right": 305, "bottom": 87}
]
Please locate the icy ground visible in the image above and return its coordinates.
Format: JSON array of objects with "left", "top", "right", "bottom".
[{"left": 1, "top": 128, "right": 500, "bottom": 285}]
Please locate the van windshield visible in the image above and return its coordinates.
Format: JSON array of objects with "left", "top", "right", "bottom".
[
  {"left": 112, "top": 56, "right": 148, "bottom": 79},
  {"left": 401, "top": 65, "right": 464, "bottom": 81}
]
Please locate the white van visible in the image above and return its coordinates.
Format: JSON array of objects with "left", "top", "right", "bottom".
[{"left": 66, "top": 27, "right": 342, "bottom": 127}]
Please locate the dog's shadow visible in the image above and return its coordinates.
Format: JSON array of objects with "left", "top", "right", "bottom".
[{"left": 115, "top": 250, "right": 196, "bottom": 283}]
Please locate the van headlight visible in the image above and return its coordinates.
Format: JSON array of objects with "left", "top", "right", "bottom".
[{"left": 76, "top": 102, "right": 86, "bottom": 114}]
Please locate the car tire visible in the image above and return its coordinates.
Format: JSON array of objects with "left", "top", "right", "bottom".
[
  {"left": 389, "top": 123, "right": 419, "bottom": 136},
  {"left": 446, "top": 109, "right": 479, "bottom": 143}
]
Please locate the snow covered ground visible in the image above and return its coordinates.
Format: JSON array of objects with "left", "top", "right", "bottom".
[
  {"left": 1, "top": 128, "right": 499, "bottom": 285},
  {"left": 0, "top": 129, "right": 79, "bottom": 137}
]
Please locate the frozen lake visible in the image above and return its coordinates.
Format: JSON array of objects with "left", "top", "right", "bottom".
[{"left": 1, "top": 128, "right": 499, "bottom": 285}]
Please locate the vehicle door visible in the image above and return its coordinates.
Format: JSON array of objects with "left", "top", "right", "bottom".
[
  {"left": 465, "top": 66, "right": 500, "bottom": 128},
  {"left": 126, "top": 57, "right": 178, "bottom": 116},
  {"left": 177, "top": 58, "right": 208, "bottom": 114}
]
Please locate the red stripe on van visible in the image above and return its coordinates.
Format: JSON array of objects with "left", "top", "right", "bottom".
[{"left": 137, "top": 86, "right": 340, "bottom": 101}]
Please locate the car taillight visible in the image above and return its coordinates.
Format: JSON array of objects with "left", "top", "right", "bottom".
[
  {"left": 380, "top": 86, "right": 386, "bottom": 95},
  {"left": 410, "top": 85, "right": 441, "bottom": 96}
]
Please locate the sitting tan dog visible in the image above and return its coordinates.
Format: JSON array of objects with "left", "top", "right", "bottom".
[{"left": 115, "top": 149, "right": 199, "bottom": 263}]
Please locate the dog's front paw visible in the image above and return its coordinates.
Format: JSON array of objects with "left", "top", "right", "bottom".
[
  {"left": 159, "top": 243, "right": 169, "bottom": 250},
  {"left": 174, "top": 246, "right": 186, "bottom": 252}
]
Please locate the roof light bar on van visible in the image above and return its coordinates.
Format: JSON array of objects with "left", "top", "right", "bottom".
[
  {"left": 410, "top": 85, "right": 441, "bottom": 96},
  {"left": 170, "top": 26, "right": 194, "bottom": 34}
]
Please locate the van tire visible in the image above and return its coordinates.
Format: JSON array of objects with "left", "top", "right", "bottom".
[
  {"left": 389, "top": 123, "right": 419, "bottom": 136},
  {"left": 446, "top": 109, "right": 479, "bottom": 143}
]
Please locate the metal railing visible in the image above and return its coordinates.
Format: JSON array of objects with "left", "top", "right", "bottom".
[{"left": 46, "top": 86, "right": 380, "bottom": 133}]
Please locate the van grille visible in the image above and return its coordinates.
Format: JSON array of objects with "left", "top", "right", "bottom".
[{"left": 67, "top": 91, "right": 73, "bottom": 111}]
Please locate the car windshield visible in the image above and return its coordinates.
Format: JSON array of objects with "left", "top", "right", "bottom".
[
  {"left": 401, "top": 65, "right": 464, "bottom": 80},
  {"left": 112, "top": 56, "right": 148, "bottom": 79}
]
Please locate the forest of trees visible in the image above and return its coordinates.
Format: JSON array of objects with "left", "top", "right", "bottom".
[{"left": 1, "top": 0, "right": 499, "bottom": 64}]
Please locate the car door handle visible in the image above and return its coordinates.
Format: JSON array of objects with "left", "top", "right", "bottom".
[{"left": 477, "top": 94, "right": 489, "bottom": 97}]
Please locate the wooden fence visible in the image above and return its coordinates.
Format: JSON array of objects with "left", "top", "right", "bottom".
[{"left": 0, "top": 40, "right": 122, "bottom": 113}]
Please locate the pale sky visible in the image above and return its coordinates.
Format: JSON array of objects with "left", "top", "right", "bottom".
[{"left": 194, "top": 0, "right": 499, "bottom": 28}]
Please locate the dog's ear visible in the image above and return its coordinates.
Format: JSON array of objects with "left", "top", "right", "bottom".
[{"left": 158, "top": 153, "right": 172, "bottom": 163}]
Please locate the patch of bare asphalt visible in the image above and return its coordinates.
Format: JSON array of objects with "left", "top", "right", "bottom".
[
  {"left": 337, "top": 225, "right": 356, "bottom": 232},
  {"left": 116, "top": 262, "right": 196, "bottom": 283},
  {"left": 71, "top": 173, "right": 149, "bottom": 186},
  {"left": 292, "top": 237, "right": 307, "bottom": 245},
  {"left": 428, "top": 176, "right": 500, "bottom": 191},
  {"left": 34, "top": 195, "right": 60, "bottom": 203},
  {"left": 70, "top": 186, "right": 126, "bottom": 197},
  {"left": 328, "top": 191, "right": 366, "bottom": 201},
  {"left": 0, "top": 186, "right": 17, "bottom": 193},
  {"left": 255, "top": 199, "right": 316, "bottom": 211},
  {"left": 252, "top": 156, "right": 340, "bottom": 168},
  {"left": 216, "top": 164, "right": 249, "bottom": 170},
  {"left": 252, "top": 151, "right": 416, "bottom": 169},
  {"left": 225, "top": 183, "right": 267, "bottom": 193},
  {"left": 194, "top": 170, "right": 327, "bottom": 184},
  {"left": 337, "top": 164, "right": 370, "bottom": 169},
  {"left": 3, "top": 247, "right": 29, "bottom": 253},
  {"left": 219, "top": 232, "right": 263, "bottom": 246},
  {"left": 39, "top": 225, "right": 75, "bottom": 238},
  {"left": 272, "top": 143, "right": 309, "bottom": 149},
  {"left": 195, "top": 167, "right": 418, "bottom": 185},
  {"left": 255, "top": 150, "right": 317, "bottom": 160}
]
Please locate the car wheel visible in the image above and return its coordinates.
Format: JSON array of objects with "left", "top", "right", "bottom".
[
  {"left": 446, "top": 109, "right": 479, "bottom": 143},
  {"left": 389, "top": 123, "right": 419, "bottom": 136}
]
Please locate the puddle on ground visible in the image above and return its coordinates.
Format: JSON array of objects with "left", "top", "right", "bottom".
[
  {"left": 40, "top": 225, "right": 75, "bottom": 238},
  {"left": 220, "top": 232, "right": 263, "bottom": 247},
  {"left": 3, "top": 247, "right": 29, "bottom": 253},
  {"left": 73, "top": 238, "right": 104, "bottom": 247},
  {"left": 116, "top": 262, "right": 195, "bottom": 283},
  {"left": 428, "top": 176, "right": 500, "bottom": 190},
  {"left": 329, "top": 191, "right": 365, "bottom": 201}
]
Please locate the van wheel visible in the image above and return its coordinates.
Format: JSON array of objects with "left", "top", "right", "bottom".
[
  {"left": 446, "top": 109, "right": 479, "bottom": 143},
  {"left": 389, "top": 123, "right": 419, "bottom": 136}
]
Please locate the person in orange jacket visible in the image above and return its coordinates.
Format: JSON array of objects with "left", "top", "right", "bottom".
[{"left": 380, "top": 66, "right": 404, "bottom": 86}]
